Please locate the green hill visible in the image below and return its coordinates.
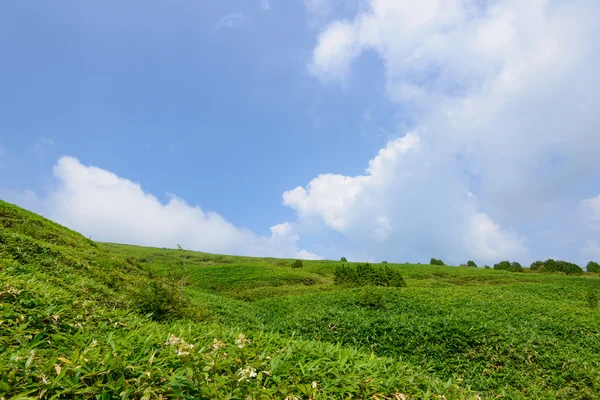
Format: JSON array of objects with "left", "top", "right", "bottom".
[{"left": 2, "top": 199, "right": 600, "bottom": 399}]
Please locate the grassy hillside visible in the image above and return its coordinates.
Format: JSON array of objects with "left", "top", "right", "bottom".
[{"left": 2, "top": 199, "right": 600, "bottom": 399}]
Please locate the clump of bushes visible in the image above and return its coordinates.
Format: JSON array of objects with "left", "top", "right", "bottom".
[
  {"left": 493, "top": 261, "right": 524, "bottom": 273},
  {"left": 586, "top": 261, "right": 600, "bottom": 273},
  {"left": 467, "top": 260, "right": 478, "bottom": 268},
  {"left": 340, "top": 257, "right": 348, "bottom": 262},
  {"left": 334, "top": 263, "right": 406, "bottom": 287},
  {"left": 529, "top": 259, "right": 583, "bottom": 275},
  {"left": 291, "top": 260, "right": 303, "bottom": 269},
  {"left": 381, "top": 261, "right": 388, "bottom": 264},
  {"left": 483, "top": 265, "right": 491, "bottom": 269},
  {"left": 136, "top": 280, "right": 186, "bottom": 321},
  {"left": 430, "top": 258, "right": 445, "bottom": 266}
]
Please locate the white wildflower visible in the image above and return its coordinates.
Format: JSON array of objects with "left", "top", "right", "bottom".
[
  {"left": 165, "top": 334, "right": 194, "bottom": 356},
  {"left": 212, "top": 338, "right": 226, "bottom": 353},
  {"left": 237, "top": 366, "right": 257, "bottom": 382},
  {"left": 236, "top": 333, "right": 250, "bottom": 349}
]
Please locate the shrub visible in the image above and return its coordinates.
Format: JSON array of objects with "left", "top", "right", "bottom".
[
  {"left": 430, "top": 258, "right": 445, "bottom": 266},
  {"left": 291, "top": 260, "right": 303, "bottom": 269},
  {"left": 135, "top": 280, "right": 181, "bottom": 321},
  {"left": 529, "top": 259, "right": 583, "bottom": 275},
  {"left": 483, "top": 265, "right": 491, "bottom": 269},
  {"left": 381, "top": 261, "right": 388, "bottom": 264},
  {"left": 493, "top": 261, "right": 524, "bottom": 273},
  {"left": 530, "top": 260, "right": 544, "bottom": 271},
  {"left": 340, "top": 257, "right": 348, "bottom": 262},
  {"left": 467, "top": 260, "right": 477, "bottom": 268},
  {"left": 334, "top": 263, "right": 406, "bottom": 287},
  {"left": 334, "top": 264, "right": 357, "bottom": 285},
  {"left": 586, "top": 261, "right": 600, "bottom": 273}
]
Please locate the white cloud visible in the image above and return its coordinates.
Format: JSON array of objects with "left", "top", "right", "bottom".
[
  {"left": 284, "top": 133, "right": 527, "bottom": 264},
  {"left": 213, "top": 13, "right": 247, "bottom": 32},
  {"left": 309, "top": 21, "right": 359, "bottom": 82},
  {"left": 296, "top": 249, "right": 324, "bottom": 260},
  {"left": 580, "top": 194, "right": 600, "bottom": 226},
  {"left": 3, "top": 156, "right": 320, "bottom": 260},
  {"left": 261, "top": 0, "right": 271, "bottom": 11},
  {"left": 301, "top": 0, "right": 600, "bottom": 264}
]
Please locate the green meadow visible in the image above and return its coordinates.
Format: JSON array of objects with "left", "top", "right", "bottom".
[{"left": 2, "top": 199, "right": 600, "bottom": 399}]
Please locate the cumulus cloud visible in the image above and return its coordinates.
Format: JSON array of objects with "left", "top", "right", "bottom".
[
  {"left": 284, "top": 133, "right": 527, "bottom": 264},
  {"left": 300, "top": 0, "right": 600, "bottom": 263},
  {"left": 3, "top": 156, "right": 320, "bottom": 260}
]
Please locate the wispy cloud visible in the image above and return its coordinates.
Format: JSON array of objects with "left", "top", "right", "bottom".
[
  {"left": 31, "top": 137, "right": 54, "bottom": 157},
  {"left": 261, "top": 0, "right": 271, "bottom": 11},
  {"left": 212, "top": 13, "right": 248, "bottom": 32}
]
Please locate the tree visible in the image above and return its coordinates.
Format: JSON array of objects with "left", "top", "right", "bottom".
[
  {"left": 530, "top": 260, "right": 544, "bottom": 271},
  {"left": 586, "top": 261, "right": 600, "bottom": 273},
  {"left": 467, "top": 260, "right": 477, "bottom": 268},
  {"left": 493, "top": 261, "right": 523, "bottom": 273},
  {"left": 430, "top": 258, "right": 445, "bottom": 266},
  {"left": 340, "top": 257, "right": 348, "bottom": 262},
  {"left": 292, "top": 260, "right": 303, "bottom": 269},
  {"left": 529, "top": 259, "right": 583, "bottom": 275}
]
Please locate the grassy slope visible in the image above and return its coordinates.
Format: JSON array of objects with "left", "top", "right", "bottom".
[
  {"left": 1, "top": 199, "right": 599, "bottom": 399},
  {"left": 0, "top": 200, "right": 475, "bottom": 399},
  {"left": 104, "top": 244, "right": 600, "bottom": 399}
]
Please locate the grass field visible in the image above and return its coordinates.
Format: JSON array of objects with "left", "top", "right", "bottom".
[{"left": 2, "top": 199, "right": 600, "bottom": 399}]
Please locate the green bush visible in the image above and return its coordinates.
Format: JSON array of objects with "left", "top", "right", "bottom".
[
  {"left": 483, "top": 265, "right": 491, "bottom": 269},
  {"left": 334, "top": 263, "right": 406, "bottom": 287},
  {"left": 135, "top": 280, "right": 182, "bottom": 321},
  {"left": 467, "top": 260, "right": 477, "bottom": 268},
  {"left": 529, "top": 259, "right": 583, "bottom": 275},
  {"left": 530, "top": 260, "right": 544, "bottom": 271},
  {"left": 430, "top": 258, "right": 445, "bottom": 266},
  {"left": 357, "top": 287, "right": 385, "bottom": 308},
  {"left": 291, "top": 260, "right": 303, "bottom": 269},
  {"left": 586, "top": 261, "right": 600, "bottom": 273},
  {"left": 340, "top": 257, "right": 348, "bottom": 262},
  {"left": 381, "top": 261, "right": 388, "bottom": 264},
  {"left": 493, "top": 261, "right": 524, "bottom": 273}
]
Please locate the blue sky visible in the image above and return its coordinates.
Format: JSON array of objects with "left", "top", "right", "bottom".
[
  {"left": 2, "top": 0, "right": 600, "bottom": 266},
  {"left": 0, "top": 1, "right": 392, "bottom": 229}
]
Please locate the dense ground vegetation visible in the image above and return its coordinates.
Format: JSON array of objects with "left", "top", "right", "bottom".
[{"left": 2, "top": 199, "right": 600, "bottom": 398}]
